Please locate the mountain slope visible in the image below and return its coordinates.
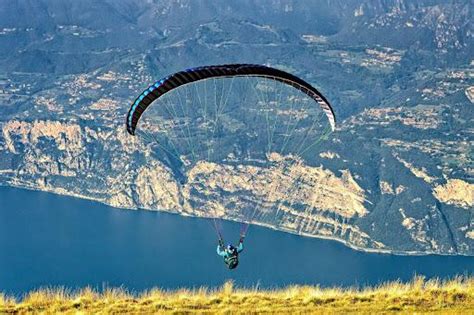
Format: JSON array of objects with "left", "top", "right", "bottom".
[{"left": 0, "top": 0, "right": 472, "bottom": 255}]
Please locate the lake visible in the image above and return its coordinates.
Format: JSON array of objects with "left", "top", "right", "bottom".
[{"left": 0, "top": 186, "right": 472, "bottom": 296}]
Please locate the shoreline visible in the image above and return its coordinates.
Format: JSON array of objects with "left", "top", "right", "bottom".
[{"left": 1, "top": 182, "right": 472, "bottom": 258}]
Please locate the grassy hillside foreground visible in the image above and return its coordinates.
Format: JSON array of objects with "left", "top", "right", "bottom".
[{"left": 1, "top": 276, "right": 473, "bottom": 314}]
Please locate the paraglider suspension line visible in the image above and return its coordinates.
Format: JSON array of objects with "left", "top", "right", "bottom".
[{"left": 211, "top": 217, "right": 223, "bottom": 240}]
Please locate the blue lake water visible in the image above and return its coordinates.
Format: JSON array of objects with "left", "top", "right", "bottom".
[{"left": 0, "top": 186, "right": 473, "bottom": 296}]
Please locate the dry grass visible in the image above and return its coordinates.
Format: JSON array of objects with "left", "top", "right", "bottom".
[{"left": 1, "top": 276, "right": 473, "bottom": 314}]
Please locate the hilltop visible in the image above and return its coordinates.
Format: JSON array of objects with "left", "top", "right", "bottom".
[{"left": 1, "top": 277, "right": 473, "bottom": 313}]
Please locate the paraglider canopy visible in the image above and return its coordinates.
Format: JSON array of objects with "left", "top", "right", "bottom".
[{"left": 126, "top": 64, "right": 335, "bottom": 136}]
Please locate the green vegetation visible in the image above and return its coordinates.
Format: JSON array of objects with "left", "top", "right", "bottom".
[{"left": 1, "top": 276, "right": 473, "bottom": 314}]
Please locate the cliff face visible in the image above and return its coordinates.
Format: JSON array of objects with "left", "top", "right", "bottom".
[
  {"left": 0, "top": 118, "right": 381, "bottom": 250},
  {"left": 0, "top": 0, "right": 472, "bottom": 254},
  {"left": 1, "top": 95, "right": 472, "bottom": 254}
]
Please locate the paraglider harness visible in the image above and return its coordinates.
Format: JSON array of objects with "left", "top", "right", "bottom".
[
  {"left": 218, "top": 236, "right": 244, "bottom": 270},
  {"left": 224, "top": 249, "right": 239, "bottom": 269}
]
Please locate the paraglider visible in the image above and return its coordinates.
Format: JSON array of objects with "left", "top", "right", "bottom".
[
  {"left": 217, "top": 235, "right": 245, "bottom": 269},
  {"left": 126, "top": 64, "right": 336, "bottom": 270}
]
